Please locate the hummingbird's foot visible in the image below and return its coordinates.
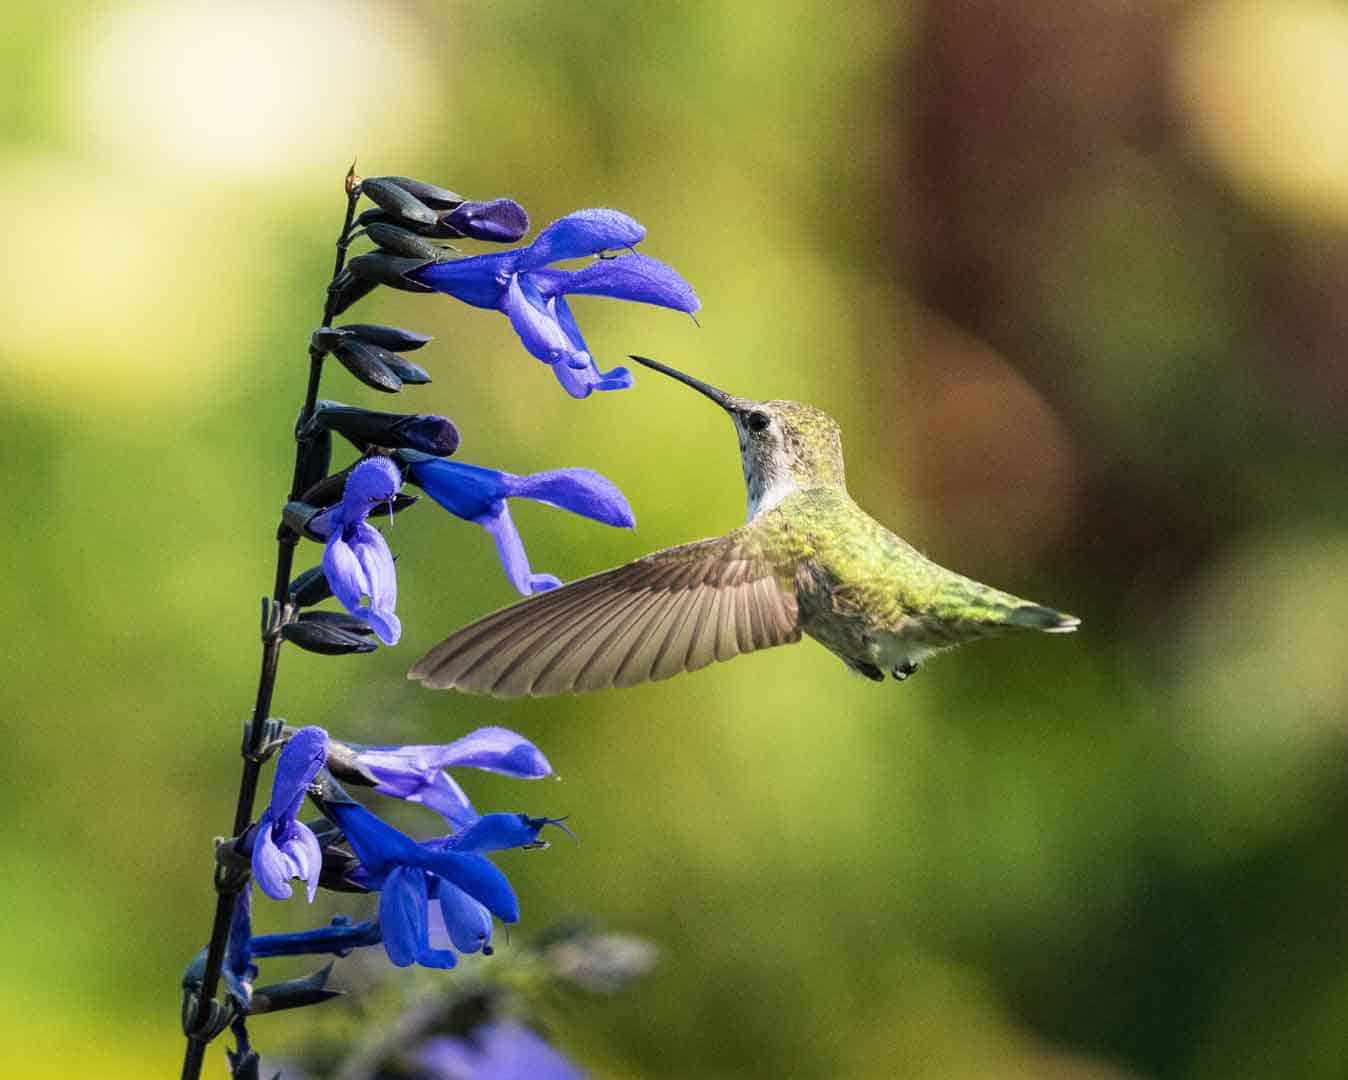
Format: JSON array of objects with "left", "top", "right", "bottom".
[{"left": 891, "top": 661, "right": 920, "bottom": 682}]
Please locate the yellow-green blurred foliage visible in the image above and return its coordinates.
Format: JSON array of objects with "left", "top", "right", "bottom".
[{"left": 6, "top": 1, "right": 1348, "bottom": 1077}]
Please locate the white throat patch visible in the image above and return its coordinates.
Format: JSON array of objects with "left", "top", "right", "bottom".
[{"left": 747, "top": 475, "right": 799, "bottom": 520}]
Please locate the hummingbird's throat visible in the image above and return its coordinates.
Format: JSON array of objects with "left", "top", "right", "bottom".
[{"left": 745, "top": 468, "right": 799, "bottom": 520}]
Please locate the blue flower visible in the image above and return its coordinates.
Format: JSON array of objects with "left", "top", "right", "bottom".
[
  {"left": 249, "top": 727, "right": 326, "bottom": 902},
  {"left": 417, "top": 1020, "right": 587, "bottom": 1080},
  {"left": 325, "top": 798, "right": 555, "bottom": 969},
  {"left": 412, "top": 209, "right": 699, "bottom": 399},
  {"left": 408, "top": 457, "right": 634, "bottom": 595},
  {"left": 313, "top": 457, "right": 402, "bottom": 645},
  {"left": 353, "top": 726, "right": 553, "bottom": 826}
]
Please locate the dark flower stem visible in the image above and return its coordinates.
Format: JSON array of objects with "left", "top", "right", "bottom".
[{"left": 181, "top": 167, "right": 362, "bottom": 1080}]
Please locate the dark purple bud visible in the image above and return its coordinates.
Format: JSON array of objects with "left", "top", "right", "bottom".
[
  {"left": 356, "top": 206, "right": 462, "bottom": 241},
  {"left": 383, "top": 175, "right": 465, "bottom": 210},
  {"left": 288, "top": 564, "right": 333, "bottom": 607},
  {"left": 346, "top": 252, "right": 436, "bottom": 292},
  {"left": 446, "top": 198, "right": 530, "bottom": 243},
  {"left": 311, "top": 402, "right": 459, "bottom": 456},
  {"left": 300, "top": 464, "right": 354, "bottom": 509},
  {"left": 298, "top": 819, "right": 373, "bottom": 894},
  {"left": 346, "top": 252, "right": 435, "bottom": 293},
  {"left": 380, "top": 354, "right": 431, "bottom": 385},
  {"left": 331, "top": 336, "right": 405, "bottom": 394},
  {"left": 326, "top": 269, "right": 378, "bottom": 318},
  {"left": 247, "top": 964, "right": 342, "bottom": 1015},
  {"left": 282, "top": 500, "right": 326, "bottom": 541},
  {"left": 359, "top": 176, "right": 438, "bottom": 226},
  {"left": 364, "top": 221, "right": 449, "bottom": 262},
  {"left": 294, "top": 425, "right": 332, "bottom": 497},
  {"left": 282, "top": 616, "right": 378, "bottom": 655},
  {"left": 336, "top": 323, "right": 431, "bottom": 352}
]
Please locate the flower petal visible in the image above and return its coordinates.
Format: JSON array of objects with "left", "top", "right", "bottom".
[
  {"left": 281, "top": 821, "right": 324, "bottom": 903},
  {"left": 349, "top": 522, "right": 400, "bottom": 645},
  {"left": 501, "top": 274, "right": 586, "bottom": 367},
  {"left": 267, "top": 727, "right": 328, "bottom": 821},
  {"left": 379, "top": 865, "right": 428, "bottom": 968},
  {"left": 408, "top": 459, "right": 509, "bottom": 521},
  {"left": 417, "top": 770, "right": 479, "bottom": 828},
  {"left": 340, "top": 457, "right": 402, "bottom": 523},
  {"left": 431, "top": 726, "right": 553, "bottom": 779},
  {"left": 413, "top": 848, "right": 520, "bottom": 923},
  {"left": 251, "top": 820, "right": 294, "bottom": 901},
  {"left": 323, "top": 533, "right": 370, "bottom": 616},
  {"left": 325, "top": 800, "right": 421, "bottom": 877},
  {"left": 478, "top": 504, "right": 558, "bottom": 595},
  {"left": 548, "top": 357, "right": 634, "bottom": 399},
  {"left": 413, "top": 250, "right": 518, "bottom": 308},
  {"left": 450, "top": 813, "right": 545, "bottom": 854},
  {"left": 446, "top": 198, "right": 530, "bottom": 243},
  {"left": 518, "top": 209, "right": 646, "bottom": 270},
  {"left": 505, "top": 468, "right": 635, "bottom": 528},
  {"left": 438, "top": 883, "right": 494, "bottom": 954},
  {"left": 540, "top": 253, "right": 700, "bottom": 313}
]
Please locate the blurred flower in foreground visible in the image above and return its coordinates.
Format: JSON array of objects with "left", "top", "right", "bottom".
[
  {"left": 249, "top": 727, "right": 326, "bottom": 902},
  {"left": 413, "top": 209, "right": 699, "bottom": 398},
  {"left": 312, "top": 457, "right": 402, "bottom": 645},
  {"left": 418, "top": 1021, "right": 586, "bottom": 1080},
  {"left": 353, "top": 725, "right": 553, "bottom": 824},
  {"left": 407, "top": 456, "right": 635, "bottom": 594}
]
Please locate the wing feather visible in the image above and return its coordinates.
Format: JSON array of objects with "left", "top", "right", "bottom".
[{"left": 409, "top": 529, "right": 801, "bottom": 696}]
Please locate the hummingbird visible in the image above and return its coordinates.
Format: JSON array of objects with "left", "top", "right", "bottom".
[{"left": 409, "top": 356, "right": 1079, "bottom": 696}]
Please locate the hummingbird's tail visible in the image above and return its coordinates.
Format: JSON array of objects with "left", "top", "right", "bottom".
[{"left": 1002, "top": 604, "right": 1081, "bottom": 633}]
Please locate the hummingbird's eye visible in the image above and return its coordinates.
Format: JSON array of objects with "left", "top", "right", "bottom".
[{"left": 746, "top": 411, "right": 770, "bottom": 433}]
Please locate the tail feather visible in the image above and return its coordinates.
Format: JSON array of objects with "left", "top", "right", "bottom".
[{"left": 1004, "top": 604, "right": 1080, "bottom": 633}]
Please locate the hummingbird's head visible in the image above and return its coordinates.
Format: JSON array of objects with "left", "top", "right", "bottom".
[{"left": 629, "top": 356, "right": 846, "bottom": 519}]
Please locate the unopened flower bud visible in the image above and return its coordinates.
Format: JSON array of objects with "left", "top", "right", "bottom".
[
  {"left": 331, "top": 336, "right": 406, "bottom": 394},
  {"left": 346, "top": 252, "right": 435, "bottom": 293},
  {"left": 446, "top": 198, "right": 530, "bottom": 243},
  {"left": 288, "top": 564, "right": 333, "bottom": 607},
  {"left": 364, "top": 221, "right": 450, "bottom": 262},
  {"left": 281, "top": 500, "right": 326, "bottom": 541},
  {"left": 335, "top": 323, "right": 431, "bottom": 352},
  {"left": 327, "top": 269, "right": 378, "bottom": 318},
  {"left": 359, "top": 176, "right": 438, "bottom": 226},
  {"left": 282, "top": 612, "right": 378, "bottom": 655},
  {"left": 382, "top": 175, "right": 465, "bottom": 210},
  {"left": 310, "top": 402, "right": 459, "bottom": 456}
]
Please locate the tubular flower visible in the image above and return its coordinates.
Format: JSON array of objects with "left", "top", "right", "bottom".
[
  {"left": 353, "top": 726, "right": 553, "bottom": 826},
  {"left": 313, "top": 457, "right": 402, "bottom": 645},
  {"left": 325, "top": 798, "right": 528, "bottom": 970},
  {"left": 250, "top": 727, "right": 327, "bottom": 902},
  {"left": 408, "top": 457, "right": 634, "bottom": 595},
  {"left": 412, "top": 209, "right": 699, "bottom": 399}
]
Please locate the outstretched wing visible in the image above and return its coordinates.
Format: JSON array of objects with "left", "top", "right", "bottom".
[{"left": 409, "top": 529, "right": 801, "bottom": 696}]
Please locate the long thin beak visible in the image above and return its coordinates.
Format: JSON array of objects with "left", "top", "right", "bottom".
[{"left": 629, "top": 355, "right": 733, "bottom": 409}]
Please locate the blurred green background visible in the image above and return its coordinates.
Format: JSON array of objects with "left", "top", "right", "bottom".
[{"left": 7, "top": 1, "right": 1348, "bottom": 1076}]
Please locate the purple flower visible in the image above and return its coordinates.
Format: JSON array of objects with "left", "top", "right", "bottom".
[
  {"left": 354, "top": 726, "right": 552, "bottom": 826},
  {"left": 418, "top": 1021, "right": 587, "bottom": 1080},
  {"left": 408, "top": 458, "right": 634, "bottom": 595},
  {"left": 325, "top": 798, "right": 541, "bottom": 970},
  {"left": 412, "top": 209, "right": 699, "bottom": 399},
  {"left": 313, "top": 457, "right": 402, "bottom": 645},
  {"left": 250, "top": 727, "right": 326, "bottom": 902}
]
